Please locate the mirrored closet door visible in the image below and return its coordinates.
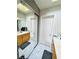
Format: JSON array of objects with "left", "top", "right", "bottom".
[{"left": 17, "top": 0, "right": 38, "bottom": 58}]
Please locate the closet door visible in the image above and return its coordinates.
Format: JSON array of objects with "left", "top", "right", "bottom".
[
  {"left": 26, "top": 14, "right": 37, "bottom": 43},
  {"left": 30, "top": 15, "right": 37, "bottom": 42},
  {"left": 22, "top": 14, "right": 38, "bottom": 58},
  {"left": 40, "top": 15, "right": 54, "bottom": 48}
]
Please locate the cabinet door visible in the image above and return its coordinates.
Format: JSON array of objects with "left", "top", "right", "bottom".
[
  {"left": 17, "top": 35, "right": 23, "bottom": 47},
  {"left": 23, "top": 33, "right": 30, "bottom": 43}
]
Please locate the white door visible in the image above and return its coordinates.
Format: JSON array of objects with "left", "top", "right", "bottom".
[
  {"left": 40, "top": 15, "right": 54, "bottom": 48},
  {"left": 30, "top": 15, "right": 37, "bottom": 42}
]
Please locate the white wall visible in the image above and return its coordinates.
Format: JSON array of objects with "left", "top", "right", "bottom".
[
  {"left": 25, "top": 13, "right": 34, "bottom": 32},
  {"left": 17, "top": 11, "right": 26, "bottom": 30},
  {"left": 39, "top": 6, "right": 61, "bottom": 47},
  {"left": 53, "top": 10, "right": 61, "bottom": 34}
]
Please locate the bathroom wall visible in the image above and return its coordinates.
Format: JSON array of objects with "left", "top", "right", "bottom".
[{"left": 17, "top": 11, "right": 26, "bottom": 30}]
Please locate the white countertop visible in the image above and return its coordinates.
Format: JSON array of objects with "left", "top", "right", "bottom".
[
  {"left": 54, "top": 37, "right": 61, "bottom": 59},
  {"left": 17, "top": 31, "right": 29, "bottom": 36}
]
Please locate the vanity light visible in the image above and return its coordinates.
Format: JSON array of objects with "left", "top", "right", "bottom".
[
  {"left": 17, "top": 17, "right": 20, "bottom": 20},
  {"left": 17, "top": 3, "right": 29, "bottom": 12},
  {"left": 52, "top": 0, "right": 58, "bottom": 2}
]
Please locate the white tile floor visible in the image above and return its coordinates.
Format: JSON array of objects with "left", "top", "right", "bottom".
[
  {"left": 19, "top": 40, "right": 52, "bottom": 59},
  {"left": 19, "top": 40, "right": 37, "bottom": 58},
  {"left": 28, "top": 43, "right": 52, "bottom": 59}
]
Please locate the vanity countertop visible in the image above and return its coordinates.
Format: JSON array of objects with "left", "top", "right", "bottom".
[{"left": 17, "top": 31, "right": 30, "bottom": 36}]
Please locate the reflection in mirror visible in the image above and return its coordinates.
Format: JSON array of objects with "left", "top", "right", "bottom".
[{"left": 17, "top": 1, "right": 38, "bottom": 59}]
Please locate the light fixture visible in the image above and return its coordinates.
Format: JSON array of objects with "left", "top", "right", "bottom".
[
  {"left": 17, "top": 3, "right": 29, "bottom": 12},
  {"left": 17, "top": 17, "right": 20, "bottom": 20},
  {"left": 52, "top": 0, "right": 58, "bottom": 2}
]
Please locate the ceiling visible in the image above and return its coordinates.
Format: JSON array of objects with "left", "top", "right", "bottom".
[
  {"left": 17, "top": 0, "right": 32, "bottom": 14},
  {"left": 17, "top": 0, "right": 61, "bottom": 14},
  {"left": 34, "top": 0, "right": 61, "bottom": 10}
]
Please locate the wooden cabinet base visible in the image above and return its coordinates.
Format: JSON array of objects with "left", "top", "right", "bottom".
[
  {"left": 23, "top": 33, "right": 30, "bottom": 43},
  {"left": 17, "top": 35, "right": 23, "bottom": 46},
  {"left": 17, "top": 32, "right": 30, "bottom": 47},
  {"left": 52, "top": 44, "right": 57, "bottom": 59}
]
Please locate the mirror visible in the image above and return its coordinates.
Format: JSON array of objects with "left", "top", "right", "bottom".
[{"left": 17, "top": 0, "right": 38, "bottom": 59}]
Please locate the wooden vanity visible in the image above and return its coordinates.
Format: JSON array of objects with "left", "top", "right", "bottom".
[
  {"left": 52, "top": 37, "right": 61, "bottom": 59},
  {"left": 17, "top": 31, "right": 30, "bottom": 47},
  {"left": 52, "top": 43, "right": 57, "bottom": 59}
]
